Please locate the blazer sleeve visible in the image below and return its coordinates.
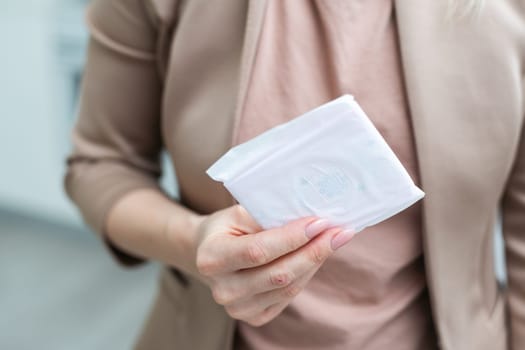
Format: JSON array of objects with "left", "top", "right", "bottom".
[
  {"left": 502, "top": 108, "right": 525, "bottom": 349},
  {"left": 64, "top": 0, "right": 171, "bottom": 265}
]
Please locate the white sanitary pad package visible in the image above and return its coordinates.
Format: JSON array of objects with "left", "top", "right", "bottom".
[{"left": 206, "top": 95, "right": 424, "bottom": 234}]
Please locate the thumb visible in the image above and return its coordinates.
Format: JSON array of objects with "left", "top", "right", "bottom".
[{"left": 227, "top": 205, "right": 263, "bottom": 235}]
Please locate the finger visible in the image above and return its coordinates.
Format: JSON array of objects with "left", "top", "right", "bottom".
[
  {"left": 244, "top": 302, "right": 289, "bottom": 327},
  {"left": 225, "top": 227, "right": 341, "bottom": 297},
  {"left": 194, "top": 205, "right": 262, "bottom": 277},
  {"left": 224, "top": 266, "right": 318, "bottom": 320},
  {"left": 207, "top": 227, "right": 343, "bottom": 305},
  {"left": 227, "top": 300, "right": 286, "bottom": 327},
  {"left": 226, "top": 205, "right": 263, "bottom": 235},
  {"left": 330, "top": 228, "right": 357, "bottom": 251},
  {"left": 252, "top": 264, "right": 319, "bottom": 307},
  {"left": 224, "top": 216, "right": 333, "bottom": 271}
]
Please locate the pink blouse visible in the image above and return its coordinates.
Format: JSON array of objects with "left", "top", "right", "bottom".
[{"left": 234, "top": 1, "right": 437, "bottom": 349}]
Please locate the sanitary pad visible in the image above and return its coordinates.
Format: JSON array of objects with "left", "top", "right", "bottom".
[{"left": 206, "top": 95, "right": 424, "bottom": 233}]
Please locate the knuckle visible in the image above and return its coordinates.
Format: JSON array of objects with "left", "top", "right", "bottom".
[
  {"left": 232, "top": 204, "right": 244, "bottom": 215},
  {"left": 247, "top": 308, "right": 276, "bottom": 327},
  {"left": 244, "top": 240, "right": 269, "bottom": 266},
  {"left": 247, "top": 315, "right": 269, "bottom": 327},
  {"left": 232, "top": 204, "right": 248, "bottom": 220},
  {"left": 269, "top": 269, "right": 292, "bottom": 287},
  {"left": 225, "top": 304, "right": 245, "bottom": 320},
  {"left": 211, "top": 286, "right": 234, "bottom": 305},
  {"left": 307, "top": 244, "right": 329, "bottom": 265},
  {"left": 282, "top": 284, "right": 302, "bottom": 298},
  {"left": 196, "top": 254, "right": 222, "bottom": 276}
]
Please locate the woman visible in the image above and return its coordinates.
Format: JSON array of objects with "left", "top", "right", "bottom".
[{"left": 65, "top": 0, "right": 525, "bottom": 349}]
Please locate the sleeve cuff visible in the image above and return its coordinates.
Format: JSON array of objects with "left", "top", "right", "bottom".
[{"left": 65, "top": 159, "right": 162, "bottom": 266}]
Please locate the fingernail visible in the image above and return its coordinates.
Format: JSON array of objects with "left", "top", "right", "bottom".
[
  {"left": 330, "top": 229, "right": 356, "bottom": 251},
  {"left": 305, "top": 218, "right": 330, "bottom": 239}
]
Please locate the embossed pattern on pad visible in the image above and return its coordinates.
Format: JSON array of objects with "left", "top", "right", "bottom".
[{"left": 207, "top": 95, "right": 424, "bottom": 233}]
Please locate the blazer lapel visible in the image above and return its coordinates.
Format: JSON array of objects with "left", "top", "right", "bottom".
[
  {"left": 395, "top": 0, "right": 521, "bottom": 346},
  {"left": 230, "top": 0, "right": 269, "bottom": 147}
]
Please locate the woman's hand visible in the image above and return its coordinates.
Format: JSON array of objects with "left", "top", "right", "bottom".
[
  {"left": 105, "top": 188, "right": 354, "bottom": 326},
  {"left": 192, "top": 205, "right": 355, "bottom": 327}
]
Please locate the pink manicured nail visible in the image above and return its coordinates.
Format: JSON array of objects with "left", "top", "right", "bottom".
[
  {"left": 331, "top": 229, "right": 356, "bottom": 250},
  {"left": 305, "top": 219, "right": 330, "bottom": 239}
]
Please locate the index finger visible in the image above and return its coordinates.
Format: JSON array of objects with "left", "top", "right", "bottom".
[{"left": 226, "top": 217, "right": 332, "bottom": 271}]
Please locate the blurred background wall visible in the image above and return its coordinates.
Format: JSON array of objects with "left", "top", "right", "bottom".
[
  {"left": 0, "top": 0, "right": 87, "bottom": 225},
  {"left": 0, "top": 1, "right": 175, "bottom": 349}
]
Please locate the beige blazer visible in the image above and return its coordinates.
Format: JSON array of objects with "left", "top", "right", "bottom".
[{"left": 65, "top": 0, "right": 525, "bottom": 349}]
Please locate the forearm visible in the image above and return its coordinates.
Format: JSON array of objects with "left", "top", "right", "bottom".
[{"left": 106, "top": 188, "right": 204, "bottom": 278}]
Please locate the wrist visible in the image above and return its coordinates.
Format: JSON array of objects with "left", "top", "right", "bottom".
[
  {"left": 164, "top": 208, "right": 207, "bottom": 278},
  {"left": 186, "top": 212, "right": 207, "bottom": 252}
]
